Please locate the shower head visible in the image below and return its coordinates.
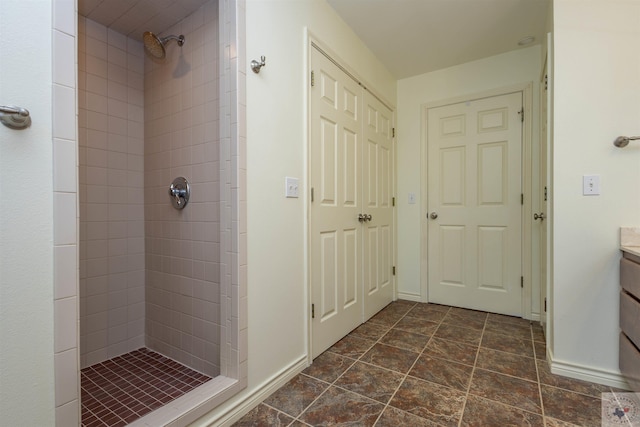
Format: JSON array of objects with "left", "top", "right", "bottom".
[{"left": 143, "top": 31, "right": 185, "bottom": 59}]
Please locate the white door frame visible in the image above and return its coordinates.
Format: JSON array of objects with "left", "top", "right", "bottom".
[
  {"left": 305, "top": 32, "right": 397, "bottom": 362},
  {"left": 420, "top": 83, "right": 536, "bottom": 320}
]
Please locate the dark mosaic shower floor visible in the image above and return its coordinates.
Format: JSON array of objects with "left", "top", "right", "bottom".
[
  {"left": 81, "top": 348, "right": 211, "bottom": 427},
  {"left": 234, "top": 300, "right": 624, "bottom": 426}
]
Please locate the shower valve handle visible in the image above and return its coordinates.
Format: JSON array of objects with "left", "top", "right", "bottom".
[{"left": 168, "top": 177, "right": 190, "bottom": 210}]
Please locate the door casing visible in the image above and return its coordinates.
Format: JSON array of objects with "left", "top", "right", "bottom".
[{"left": 420, "top": 83, "right": 537, "bottom": 320}]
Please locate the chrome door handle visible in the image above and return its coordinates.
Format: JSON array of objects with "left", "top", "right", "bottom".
[
  {"left": 365, "top": 214, "right": 372, "bottom": 222},
  {"left": 534, "top": 212, "right": 546, "bottom": 221},
  {"left": 429, "top": 212, "right": 438, "bottom": 220},
  {"left": 358, "top": 213, "right": 366, "bottom": 222}
]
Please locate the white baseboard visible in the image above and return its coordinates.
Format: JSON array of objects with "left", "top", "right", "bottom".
[
  {"left": 550, "top": 355, "right": 630, "bottom": 390},
  {"left": 396, "top": 292, "right": 422, "bottom": 302},
  {"left": 203, "top": 355, "right": 309, "bottom": 427}
]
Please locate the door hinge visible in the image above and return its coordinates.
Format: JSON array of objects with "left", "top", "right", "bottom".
[
  {"left": 311, "top": 187, "right": 314, "bottom": 202},
  {"left": 544, "top": 186, "right": 548, "bottom": 202},
  {"left": 521, "top": 193, "right": 524, "bottom": 205},
  {"left": 392, "top": 127, "right": 395, "bottom": 138},
  {"left": 392, "top": 197, "right": 395, "bottom": 206},
  {"left": 311, "top": 70, "right": 315, "bottom": 87},
  {"left": 392, "top": 266, "right": 396, "bottom": 276},
  {"left": 519, "top": 107, "right": 524, "bottom": 123},
  {"left": 312, "top": 303, "right": 315, "bottom": 319},
  {"left": 521, "top": 276, "right": 524, "bottom": 288},
  {"left": 544, "top": 74, "right": 548, "bottom": 91},
  {"left": 544, "top": 297, "right": 547, "bottom": 312}
]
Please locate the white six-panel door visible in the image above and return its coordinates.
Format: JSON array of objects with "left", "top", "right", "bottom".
[
  {"left": 427, "top": 92, "right": 523, "bottom": 316},
  {"left": 362, "top": 92, "right": 394, "bottom": 320},
  {"left": 310, "top": 46, "right": 394, "bottom": 358}
]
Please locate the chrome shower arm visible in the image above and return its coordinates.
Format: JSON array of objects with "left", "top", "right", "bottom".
[{"left": 614, "top": 136, "right": 640, "bottom": 147}]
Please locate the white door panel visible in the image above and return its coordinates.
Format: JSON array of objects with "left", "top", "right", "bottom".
[
  {"left": 311, "top": 49, "right": 363, "bottom": 358},
  {"left": 362, "top": 92, "right": 394, "bottom": 320},
  {"left": 427, "top": 92, "right": 522, "bottom": 316},
  {"left": 310, "top": 47, "right": 394, "bottom": 358}
]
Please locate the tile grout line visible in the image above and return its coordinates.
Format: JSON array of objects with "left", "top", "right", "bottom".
[
  {"left": 293, "top": 301, "right": 420, "bottom": 426},
  {"left": 370, "top": 303, "right": 450, "bottom": 426},
  {"left": 456, "top": 314, "right": 487, "bottom": 427},
  {"left": 288, "top": 307, "right": 393, "bottom": 425}
]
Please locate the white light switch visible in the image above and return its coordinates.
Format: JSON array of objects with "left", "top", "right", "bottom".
[
  {"left": 583, "top": 175, "right": 600, "bottom": 196},
  {"left": 408, "top": 192, "right": 416, "bottom": 204},
  {"left": 285, "top": 177, "right": 299, "bottom": 198}
]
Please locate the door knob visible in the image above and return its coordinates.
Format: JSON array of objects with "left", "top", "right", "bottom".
[
  {"left": 534, "top": 212, "right": 546, "bottom": 221},
  {"left": 429, "top": 212, "right": 438, "bottom": 219},
  {"left": 358, "top": 213, "right": 366, "bottom": 222},
  {"left": 365, "top": 214, "right": 372, "bottom": 222}
]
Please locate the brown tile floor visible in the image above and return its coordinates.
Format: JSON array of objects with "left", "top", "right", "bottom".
[
  {"left": 81, "top": 348, "right": 211, "bottom": 427},
  {"left": 234, "top": 301, "right": 622, "bottom": 427}
]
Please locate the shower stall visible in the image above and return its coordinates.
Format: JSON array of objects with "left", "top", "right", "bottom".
[{"left": 78, "top": 1, "right": 226, "bottom": 424}]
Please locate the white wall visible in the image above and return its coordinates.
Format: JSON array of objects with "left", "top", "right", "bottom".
[
  {"left": 194, "top": 0, "right": 395, "bottom": 423},
  {"left": 551, "top": 0, "right": 640, "bottom": 380},
  {"left": 0, "top": 1, "right": 56, "bottom": 425},
  {"left": 243, "top": 0, "right": 394, "bottom": 392},
  {"left": 396, "top": 46, "right": 541, "bottom": 302}
]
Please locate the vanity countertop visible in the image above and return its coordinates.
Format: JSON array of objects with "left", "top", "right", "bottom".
[{"left": 621, "top": 227, "right": 640, "bottom": 257}]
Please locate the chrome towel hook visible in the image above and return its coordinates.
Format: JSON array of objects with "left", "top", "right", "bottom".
[
  {"left": 251, "top": 55, "right": 266, "bottom": 74},
  {"left": 0, "top": 105, "right": 31, "bottom": 130}
]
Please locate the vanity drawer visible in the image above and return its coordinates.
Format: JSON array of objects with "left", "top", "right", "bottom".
[
  {"left": 621, "top": 291, "right": 640, "bottom": 349},
  {"left": 620, "top": 332, "right": 640, "bottom": 392},
  {"left": 621, "top": 257, "right": 640, "bottom": 299}
]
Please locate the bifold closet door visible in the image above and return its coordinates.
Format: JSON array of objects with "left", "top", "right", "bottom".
[
  {"left": 310, "top": 46, "right": 394, "bottom": 358},
  {"left": 362, "top": 92, "right": 394, "bottom": 321},
  {"left": 310, "top": 47, "right": 363, "bottom": 358}
]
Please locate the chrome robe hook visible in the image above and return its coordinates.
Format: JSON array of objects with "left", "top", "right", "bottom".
[{"left": 251, "top": 56, "right": 266, "bottom": 73}]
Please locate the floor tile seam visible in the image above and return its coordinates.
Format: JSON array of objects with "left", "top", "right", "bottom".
[
  {"left": 458, "top": 321, "right": 486, "bottom": 427},
  {"left": 373, "top": 337, "right": 431, "bottom": 355},
  {"left": 295, "top": 364, "right": 377, "bottom": 419},
  {"left": 80, "top": 391, "right": 131, "bottom": 425},
  {"left": 539, "top": 382, "right": 609, "bottom": 401},
  {"left": 391, "top": 324, "right": 439, "bottom": 337},
  {"left": 419, "top": 352, "right": 476, "bottom": 368},
  {"left": 338, "top": 356, "right": 412, "bottom": 377},
  {"left": 259, "top": 402, "right": 300, "bottom": 425},
  {"left": 371, "top": 332, "right": 437, "bottom": 427},
  {"left": 477, "top": 343, "right": 536, "bottom": 360},
  {"left": 482, "top": 328, "right": 534, "bottom": 341},
  {"left": 87, "top": 368, "right": 178, "bottom": 404},
  {"left": 465, "top": 392, "right": 548, "bottom": 419},
  {"left": 97, "top": 357, "right": 190, "bottom": 396},
  {"left": 84, "top": 368, "right": 171, "bottom": 413},
  {"left": 472, "top": 365, "right": 540, "bottom": 385}
]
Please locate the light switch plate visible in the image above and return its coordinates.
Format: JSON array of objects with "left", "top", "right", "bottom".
[
  {"left": 583, "top": 175, "right": 600, "bottom": 196},
  {"left": 285, "top": 177, "right": 299, "bottom": 198},
  {"left": 408, "top": 193, "right": 416, "bottom": 204}
]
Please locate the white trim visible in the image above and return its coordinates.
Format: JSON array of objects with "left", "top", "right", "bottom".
[
  {"left": 211, "top": 356, "right": 308, "bottom": 427},
  {"left": 550, "top": 356, "right": 630, "bottom": 390},
  {"left": 397, "top": 292, "right": 422, "bottom": 302},
  {"left": 420, "top": 83, "right": 536, "bottom": 320}
]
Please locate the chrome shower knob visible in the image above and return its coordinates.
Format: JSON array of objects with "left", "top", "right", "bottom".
[{"left": 169, "top": 177, "right": 190, "bottom": 209}]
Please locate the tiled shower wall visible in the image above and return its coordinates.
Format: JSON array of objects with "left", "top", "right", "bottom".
[
  {"left": 78, "top": 18, "right": 146, "bottom": 368},
  {"left": 144, "top": 0, "right": 221, "bottom": 377}
]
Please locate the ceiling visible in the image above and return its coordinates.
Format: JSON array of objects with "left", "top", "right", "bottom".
[
  {"left": 80, "top": 0, "right": 550, "bottom": 79},
  {"left": 326, "top": 0, "right": 550, "bottom": 79},
  {"left": 78, "top": 0, "right": 209, "bottom": 40}
]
